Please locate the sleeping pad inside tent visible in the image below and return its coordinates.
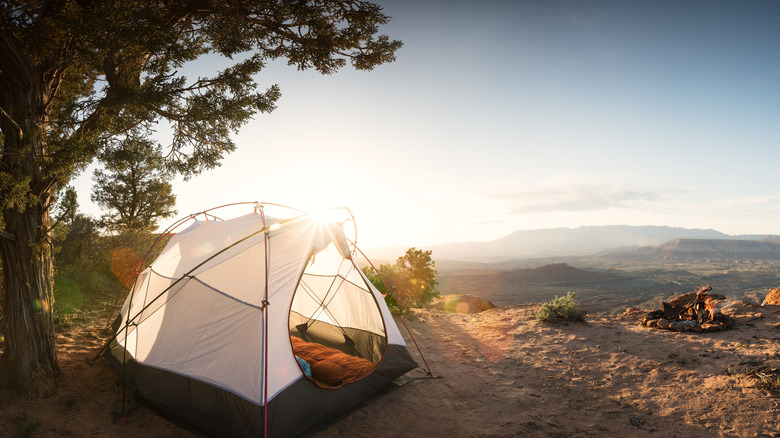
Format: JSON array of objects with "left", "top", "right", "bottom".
[{"left": 104, "top": 206, "right": 419, "bottom": 437}]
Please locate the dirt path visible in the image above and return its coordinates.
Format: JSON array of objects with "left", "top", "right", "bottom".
[
  {"left": 2, "top": 305, "right": 779, "bottom": 437},
  {"left": 314, "top": 306, "right": 780, "bottom": 437}
]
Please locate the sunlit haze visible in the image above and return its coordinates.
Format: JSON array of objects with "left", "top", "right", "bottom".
[{"left": 71, "top": 0, "right": 780, "bottom": 249}]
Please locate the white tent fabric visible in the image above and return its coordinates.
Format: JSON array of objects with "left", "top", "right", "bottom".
[{"left": 115, "top": 211, "right": 406, "bottom": 404}]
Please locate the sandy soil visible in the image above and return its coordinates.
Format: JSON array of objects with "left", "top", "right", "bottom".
[{"left": 2, "top": 304, "right": 780, "bottom": 437}]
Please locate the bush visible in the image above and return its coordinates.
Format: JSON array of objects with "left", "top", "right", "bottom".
[
  {"left": 534, "top": 292, "right": 587, "bottom": 323},
  {"left": 361, "top": 247, "right": 439, "bottom": 313}
]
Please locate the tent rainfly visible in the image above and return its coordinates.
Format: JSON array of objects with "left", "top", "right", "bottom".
[{"left": 103, "top": 204, "right": 420, "bottom": 437}]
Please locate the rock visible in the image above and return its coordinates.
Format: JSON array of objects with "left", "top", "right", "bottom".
[
  {"left": 669, "top": 321, "right": 685, "bottom": 332},
  {"left": 663, "top": 301, "right": 684, "bottom": 319},
  {"left": 641, "top": 316, "right": 659, "bottom": 326},
  {"left": 657, "top": 318, "right": 672, "bottom": 329},
  {"left": 701, "top": 323, "right": 722, "bottom": 332},
  {"left": 429, "top": 294, "right": 496, "bottom": 314},
  {"left": 715, "top": 314, "right": 736, "bottom": 330},
  {"left": 669, "top": 291, "right": 726, "bottom": 308},
  {"left": 622, "top": 307, "right": 646, "bottom": 318},
  {"left": 763, "top": 288, "right": 780, "bottom": 306},
  {"left": 646, "top": 319, "right": 659, "bottom": 328},
  {"left": 678, "top": 320, "right": 698, "bottom": 331}
]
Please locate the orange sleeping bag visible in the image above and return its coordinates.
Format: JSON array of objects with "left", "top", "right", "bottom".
[{"left": 290, "top": 336, "right": 377, "bottom": 386}]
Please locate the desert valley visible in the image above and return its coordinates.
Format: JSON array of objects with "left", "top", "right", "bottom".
[{"left": 422, "top": 226, "right": 780, "bottom": 315}]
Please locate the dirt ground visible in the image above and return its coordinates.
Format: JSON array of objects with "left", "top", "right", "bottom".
[{"left": 2, "top": 304, "right": 780, "bottom": 437}]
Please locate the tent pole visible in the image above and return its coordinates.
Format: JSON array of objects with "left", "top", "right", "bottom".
[
  {"left": 95, "top": 207, "right": 309, "bottom": 365},
  {"left": 261, "top": 207, "right": 270, "bottom": 438},
  {"left": 101, "top": 202, "right": 306, "bottom": 331},
  {"left": 397, "top": 315, "right": 434, "bottom": 377}
]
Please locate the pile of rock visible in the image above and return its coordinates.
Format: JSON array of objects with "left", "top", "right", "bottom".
[{"left": 641, "top": 286, "right": 736, "bottom": 333}]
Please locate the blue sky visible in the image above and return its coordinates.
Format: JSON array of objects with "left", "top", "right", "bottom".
[{"left": 73, "top": 0, "right": 780, "bottom": 248}]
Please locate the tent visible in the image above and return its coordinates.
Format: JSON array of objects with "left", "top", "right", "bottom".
[{"left": 103, "top": 203, "right": 420, "bottom": 437}]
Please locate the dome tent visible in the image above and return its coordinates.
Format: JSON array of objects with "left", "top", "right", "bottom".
[{"left": 102, "top": 203, "right": 419, "bottom": 437}]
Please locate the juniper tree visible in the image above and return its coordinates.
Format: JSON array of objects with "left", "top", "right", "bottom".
[
  {"left": 92, "top": 136, "right": 176, "bottom": 232},
  {"left": 363, "top": 247, "right": 439, "bottom": 312},
  {"left": 391, "top": 247, "right": 439, "bottom": 309},
  {"left": 0, "top": 0, "right": 401, "bottom": 397}
]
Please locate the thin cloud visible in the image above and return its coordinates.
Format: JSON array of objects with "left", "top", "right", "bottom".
[
  {"left": 488, "top": 184, "right": 665, "bottom": 214},
  {"left": 714, "top": 194, "right": 780, "bottom": 207}
]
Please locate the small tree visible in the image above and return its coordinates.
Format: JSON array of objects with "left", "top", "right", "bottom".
[
  {"left": 92, "top": 136, "right": 177, "bottom": 232},
  {"left": 363, "top": 247, "right": 439, "bottom": 313},
  {"left": 392, "top": 248, "right": 439, "bottom": 309}
]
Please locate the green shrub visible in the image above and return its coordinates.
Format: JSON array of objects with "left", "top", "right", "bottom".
[{"left": 534, "top": 292, "right": 587, "bottom": 323}]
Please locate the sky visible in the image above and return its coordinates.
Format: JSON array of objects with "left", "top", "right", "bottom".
[{"left": 72, "top": 0, "right": 780, "bottom": 249}]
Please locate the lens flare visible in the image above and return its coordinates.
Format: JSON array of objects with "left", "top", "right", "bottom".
[
  {"left": 112, "top": 248, "right": 142, "bottom": 283},
  {"left": 190, "top": 242, "right": 215, "bottom": 258},
  {"left": 33, "top": 299, "right": 51, "bottom": 313}
]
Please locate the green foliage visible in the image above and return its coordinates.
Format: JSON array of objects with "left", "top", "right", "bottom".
[
  {"left": 92, "top": 136, "right": 177, "bottom": 231},
  {"left": 54, "top": 214, "right": 100, "bottom": 278},
  {"left": 534, "top": 292, "right": 587, "bottom": 323},
  {"left": 1, "top": 0, "right": 401, "bottom": 260},
  {"left": 362, "top": 247, "right": 439, "bottom": 313},
  {"left": 1, "top": 0, "right": 403, "bottom": 210},
  {"left": 55, "top": 219, "right": 158, "bottom": 290},
  {"left": 52, "top": 186, "right": 79, "bottom": 231},
  {"left": 52, "top": 211, "right": 163, "bottom": 330},
  {"left": 53, "top": 278, "right": 84, "bottom": 313},
  {"left": 393, "top": 248, "right": 440, "bottom": 309},
  {"left": 362, "top": 264, "right": 401, "bottom": 313}
]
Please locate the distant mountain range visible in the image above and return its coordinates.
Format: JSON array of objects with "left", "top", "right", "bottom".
[
  {"left": 616, "top": 238, "right": 780, "bottom": 262},
  {"left": 367, "top": 225, "right": 780, "bottom": 263}
]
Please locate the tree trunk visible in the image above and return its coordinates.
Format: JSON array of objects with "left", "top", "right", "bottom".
[
  {"left": 0, "top": 203, "right": 61, "bottom": 398},
  {"left": 0, "top": 48, "right": 62, "bottom": 395}
]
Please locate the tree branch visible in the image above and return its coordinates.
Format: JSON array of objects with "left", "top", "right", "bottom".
[{"left": 0, "top": 104, "right": 23, "bottom": 141}]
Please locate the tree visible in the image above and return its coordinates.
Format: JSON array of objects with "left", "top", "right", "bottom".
[
  {"left": 0, "top": 0, "right": 401, "bottom": 397},
  {"left": 92, "top": 136, "right": 176, "bottom": 231},
  {"left": 363, "top": 247, "right": 439, "bottom": 313}
]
